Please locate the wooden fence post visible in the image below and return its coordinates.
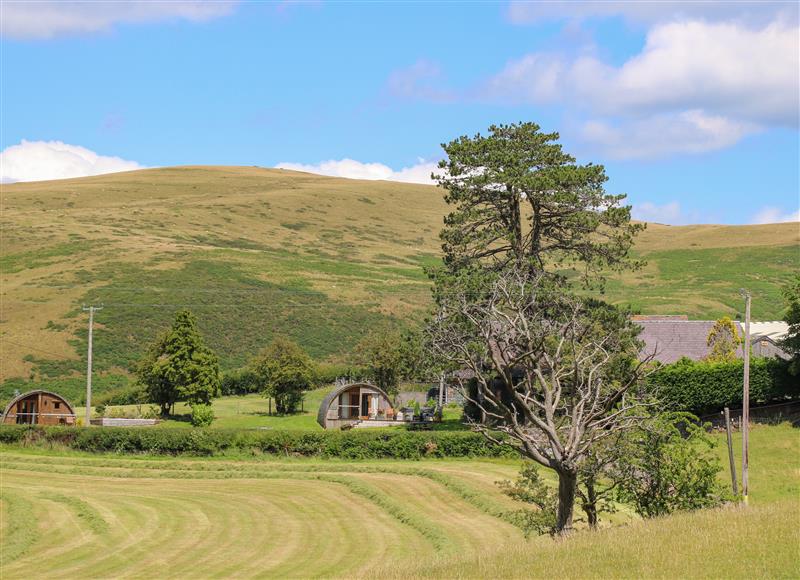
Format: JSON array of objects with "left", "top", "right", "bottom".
[{"left": 724, "top": 407, "right": 738, "bottom": 496}]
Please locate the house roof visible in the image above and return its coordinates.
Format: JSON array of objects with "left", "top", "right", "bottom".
[
  {"left": 635, "top": 319, "right": 790, "bottom": 364},
  {"left": 748, "top": 321, "right": 789, "bottom": 342}
]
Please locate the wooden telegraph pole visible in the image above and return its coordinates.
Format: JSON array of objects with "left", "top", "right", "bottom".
[
  {"left": 83, "top": 304, "right": 103, "bottom": 426},
  {"left": 740, "top": 290, "right": 751, "bottom": 504}
]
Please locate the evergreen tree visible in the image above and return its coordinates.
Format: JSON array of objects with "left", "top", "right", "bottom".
[
  {"left": 432, "top": 122, "right": 643, "bottom": 288},
  {"left": 136, "top": 310, "right": 221, "bottom": 416}
]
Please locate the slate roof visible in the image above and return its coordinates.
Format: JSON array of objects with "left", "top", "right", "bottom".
[{"left": 635, "top": 319, "right": 790, "bottom": 363}]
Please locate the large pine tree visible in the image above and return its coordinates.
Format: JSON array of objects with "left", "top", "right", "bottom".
[{"left": 433, "top": 122, "right": 643, "bottom": 286}]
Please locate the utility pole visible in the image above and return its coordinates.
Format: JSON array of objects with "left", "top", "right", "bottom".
[
  {"left": 740, "top": 289, "right": 751, "bottom": 504},
  {"left": 83, "top": 304, "right": 103, "bottom": 426}
]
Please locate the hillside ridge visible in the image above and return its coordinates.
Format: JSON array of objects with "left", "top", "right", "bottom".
[{"left": 1, "top": 166, "right": 797, "bottom": 388}]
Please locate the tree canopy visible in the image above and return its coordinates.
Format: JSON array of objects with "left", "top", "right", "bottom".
[
  {"left": 432, "top": 122, "right": 643, "bottom": 286},
  {"left": 706, "top": 316, "right": 741, "bottom": 362},
  {"left": 250, "top": 337, "right": 316, "bottom": 414},
  {"left": 781, "top": 274, "right": 800, "bottom": 375},
  {"left": 136, "top": 309, "right": 221, "bottom": 416}
]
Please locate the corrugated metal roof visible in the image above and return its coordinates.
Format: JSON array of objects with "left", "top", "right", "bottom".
[{"left": 749, "top": 321, "right": 789, "bottom": 341}]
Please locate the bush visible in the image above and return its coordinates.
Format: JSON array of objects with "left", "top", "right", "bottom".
[
  {"left": 647, "top": 357, "right": 798, "bottom": 415},
  {"left": 93, "top": 384, "right": 148, "bottom": 406},
  {"left": 497, "top": 462, "right": 557, "bottom": 536},
  {"left": 0, "top": 426, "right": 515, "bottom": 459},
  {"left": 190, "top": 405, "right": 215, "bottom": 427},
  {"left": 614, "top": 414, "right": 729, "bottom": 518}
]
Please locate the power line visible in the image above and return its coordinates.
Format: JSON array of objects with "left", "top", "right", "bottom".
[{"left": 1, "top": 339, "right": 77, "bottom": 360}]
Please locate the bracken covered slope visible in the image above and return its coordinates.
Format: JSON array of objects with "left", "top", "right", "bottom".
[{"left": 2, "top": 166, "right": 797, "bottom": 382}]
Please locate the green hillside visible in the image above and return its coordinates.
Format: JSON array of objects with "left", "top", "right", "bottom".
[{"left": 1, "top": 166, "right": 797, "bottom": 391}]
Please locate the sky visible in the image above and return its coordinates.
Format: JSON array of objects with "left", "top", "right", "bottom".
[{"left": 1, "top": 0, "right": 798, "bottom": 225}]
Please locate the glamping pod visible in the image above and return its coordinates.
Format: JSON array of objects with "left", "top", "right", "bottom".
[
  {"left": 2, "top": 390, "right": 77, "bottom": 426},
  {"left": 317, "top": 382, "right": 395, "bottom": 429}
]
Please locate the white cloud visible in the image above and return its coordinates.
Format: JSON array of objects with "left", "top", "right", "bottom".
[
  {"left": 1, "top": 1, "right": 237, "bottom": 40},
  {"left": 481, "top": 53, "right": 565, "bottom": 103},
  {"left": 0, "top": 140, "right": 144, "bottom": 182},
  {"left": 579, "top": 110, "right": 757, "bottom": 160},
  {"left": 751, "top": 206, "right": 800, "bottom": 224},
  {"left": 631, "top": 200, "right": 712, "bottom": 225},
  {"left": 484, "top": 19, "right": 799, "bottom": 128},
  {"left": 506, "top": 1, "right": 797, "bottom": 27},
  {"left": 275, "top": 158, "right": 438, "bottom": 184},
  {"left": 632, "top": 201, "right": 683, "bottom": 224}
]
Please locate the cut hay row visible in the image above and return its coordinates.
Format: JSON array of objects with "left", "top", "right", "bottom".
[
  {"left": 0, "top": 452, "right": 522, "bottom": 577},
  {"left": 0, "top": 453, "right": 524, "bottom": 528}
]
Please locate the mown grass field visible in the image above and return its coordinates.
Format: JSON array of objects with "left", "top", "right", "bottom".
[
  {"left": 0, "top": 423, "right": 797, "bottom": 578},
  {"left": 2, "top": 166, "right": 797, "bottom": 395}
]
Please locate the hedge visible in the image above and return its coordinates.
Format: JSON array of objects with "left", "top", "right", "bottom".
[
  {"left": 646, "top": 357, "right": 799, "bottom": 415},
  {"left": 0, "top": 426, "right": 515, "bottom": 459}
]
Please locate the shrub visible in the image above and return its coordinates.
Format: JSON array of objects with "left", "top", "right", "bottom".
[
  {"left": 190, "top": 405, "right": 215, "bottom": 427},
  {"left": 0, "top": 426, "right": 514, "bottom": 459},
  {"left": 647, "top": 357, "right": 797, "bottom": 415},
  {"left": 497, "top": 462, "right": 557, "bottom": 536},
  {"left": 614, "top": 413, "right": 729, "bottom": 518},
  {"left": 93, "top": 384, "right": 148, "bottom": 406}
]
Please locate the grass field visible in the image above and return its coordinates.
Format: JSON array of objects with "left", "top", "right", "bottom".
[
  {"left": 100, "top": 389, "right": 330, "bottom": 430},
  {"left": 2, "top": 166, "right": 797, "bottom": 393},
  {"left": 0, "top": 423, "right": 797, "bottom": 578},
  {"left": 97, "top": 388, "right": 465, "bottom": 430}
]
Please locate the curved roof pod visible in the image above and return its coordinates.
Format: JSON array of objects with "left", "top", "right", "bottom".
[
  {"left": 317, "top": 382, "right": 393, "bottom": 429},
  {"left": 2, "top": 390, "right": 77, "bottom": 425}
]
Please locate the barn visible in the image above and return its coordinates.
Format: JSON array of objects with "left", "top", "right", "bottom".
[
  {"left": 317, "top": 382, "right": 395, "bottom": 429},
  {"left": 1, "top": 390, "right": 77, "bottom": 426}
]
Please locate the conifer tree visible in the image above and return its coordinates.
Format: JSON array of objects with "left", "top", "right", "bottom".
[{"left": 137, "top": 310, "right": 221, "bottom": 416}]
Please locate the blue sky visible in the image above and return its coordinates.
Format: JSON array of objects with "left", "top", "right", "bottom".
[{"left": 1, "top": 1, "right": 798, "bottom": 225}]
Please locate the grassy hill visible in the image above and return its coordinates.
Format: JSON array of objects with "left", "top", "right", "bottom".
[{"left": 2, "top": 166, "right": 797, "bottom": 391}]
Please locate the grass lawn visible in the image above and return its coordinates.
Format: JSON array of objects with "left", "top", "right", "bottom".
[
  {"left": 99, "top": 388, "right": 466, "bottom": 430},
  {"left": 712, "top": 422, "right": 800, "bottom": 504},
  {"left": 1, "top": 422, "right": 797, "bottom": 578}
]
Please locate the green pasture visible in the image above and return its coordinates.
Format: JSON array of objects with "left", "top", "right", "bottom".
[{"left": 1, "top": 423, "right": 797, "bottom": 578}]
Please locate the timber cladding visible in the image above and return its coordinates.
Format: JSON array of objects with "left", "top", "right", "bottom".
[{"left": 1, "top": 390, "right": 77, "bottom": 426}]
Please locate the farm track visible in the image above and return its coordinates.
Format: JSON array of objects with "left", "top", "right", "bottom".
[{"left": 0, "top": 452, "right": 522, "bottom": 578}]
